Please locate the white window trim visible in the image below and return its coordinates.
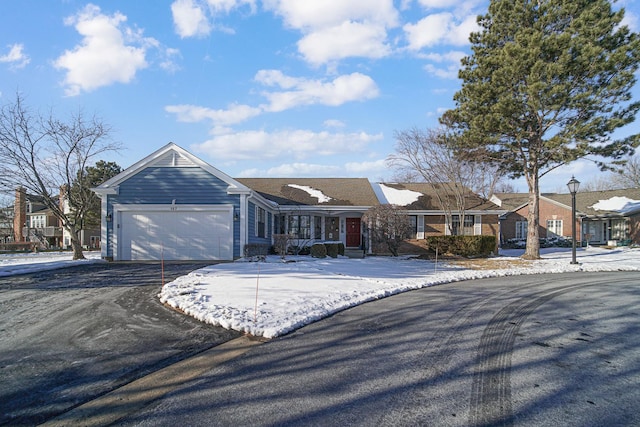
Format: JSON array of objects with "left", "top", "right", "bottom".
[
  {"left": 546, "top": 219, "right": 563, "bottom": 238},
  {"left": 516, "top": 220, "right": 528, "bottom": 239},
  {"left": 417, "top": 215, "right": 425, "bottom": 239},
  {"left": 474, "top": 215, "right": 482, "bottom": 236}
]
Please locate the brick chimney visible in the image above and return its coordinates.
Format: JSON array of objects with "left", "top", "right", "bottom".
[{"left": 14, "top": 187, "right": 26, "bottom": 242}]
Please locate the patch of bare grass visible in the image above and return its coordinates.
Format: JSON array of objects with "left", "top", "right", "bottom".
[{"left": 447, "top": 257, "right": 534, "bottom": 270}]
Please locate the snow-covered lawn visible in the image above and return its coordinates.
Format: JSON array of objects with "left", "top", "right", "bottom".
[
  {"left": 3, "top": 247, "right": 637, "bottom": 338},
  {"left": 0, "top": 250, "right": 103, "bottom": 277}
]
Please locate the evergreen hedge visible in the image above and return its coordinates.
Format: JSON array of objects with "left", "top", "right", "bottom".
[
  {"left": 310, "top": 243, "right": 327, "bottom": 258},
  {"left": 425, "top": 235, "right": 496, "bottom": 258}
]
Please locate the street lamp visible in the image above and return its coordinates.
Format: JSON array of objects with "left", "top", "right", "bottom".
[{"left": 567, "top": 176, "right": 580, "bottom": 264}]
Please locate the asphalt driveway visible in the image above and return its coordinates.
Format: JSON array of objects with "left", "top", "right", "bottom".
[
  {"left": 0, "top": 262, "right": 241, "bottom": 426},
  {"left": 3, "top": 267, "right": 639, "bottom": 426},
  {"left": 112, "top": 271, "right": 640, "bottom": 427}
]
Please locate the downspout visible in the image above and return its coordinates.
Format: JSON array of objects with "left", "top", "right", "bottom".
[
  {"left": 239, "top": 193, "right": 248, "bottom": 258},
  {"left": 100, "top": 194, "right": 108, "bottom": 260}
]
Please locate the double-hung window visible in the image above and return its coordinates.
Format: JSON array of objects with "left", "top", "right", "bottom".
[
  {"left": 314, "top": 216, "right": 322, "bottom": 240},
  {"left": 515, "top": 221, "right": 528, "bottom": 239},
  {"left": 610, "top": 219, "right": 626, "bottom": 240},
  {"left": 546, "top": 219, "right": 562, "bottom": 238},
  {"left": 256, "top": 206, "right": 266, "bottom": 238},
  {"left": 451, "top": 215, "right": 476, "bottom": 236},
  {"left": 288, "top": 215, "right": 311, "bottom": 239}
]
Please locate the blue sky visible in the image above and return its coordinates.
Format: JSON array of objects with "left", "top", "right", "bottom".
[{"left": 1, "top": 0, "right": 639, "bottom": 193}]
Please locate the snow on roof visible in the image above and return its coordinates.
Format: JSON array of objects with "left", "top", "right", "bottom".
[
  {"left": 287, "top": 184, "right": 333, "bottom": 203},
  {"left": 590, "top": 196, "right": 640, "bottom": 214},
  {"left": 376, "top": 183, "right": 422, "bottom": 206}
]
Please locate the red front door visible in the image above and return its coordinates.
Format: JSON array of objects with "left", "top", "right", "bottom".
[{"left": 346, "top": 218, "right": 361, "bottom": 248}]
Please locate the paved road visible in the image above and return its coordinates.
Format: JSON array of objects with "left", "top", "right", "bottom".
[
  {"left": 113, "top": 271, "right": 640, "bottom": 427},
  {"left": 0, "top": 262, "right": 241, "bottom": 426}
]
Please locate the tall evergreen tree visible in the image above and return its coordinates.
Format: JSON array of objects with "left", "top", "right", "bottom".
[
  {"left": 70, "top": 160, "right": 122, "bottom": 230},
  {"left": 443, "top": 0, "right": 640, "bottom": 259}
]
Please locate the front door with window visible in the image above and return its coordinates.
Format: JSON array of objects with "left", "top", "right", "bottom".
[{"left": 346, "top": 217, "right": 361, "bottom": 248}]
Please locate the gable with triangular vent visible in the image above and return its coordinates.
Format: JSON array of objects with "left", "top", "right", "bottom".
[{"left": 150, "top": 150, "right": 199, "bottom": 168}]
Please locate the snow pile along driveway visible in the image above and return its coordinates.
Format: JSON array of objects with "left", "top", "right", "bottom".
[
  {"left": 159, "top": 247, "right": 640, "bottom": 338},
  {"left": 0, "top": 251, "right": 103, "bottom": 277}
]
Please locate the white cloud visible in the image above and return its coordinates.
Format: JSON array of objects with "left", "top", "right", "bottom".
[
  {"left": 423, "top": 51, "right": 466, "bottom": 63},
  {"left": 418, "top": 0, "right": 456, "bottom": 7},
  {"left": 264, "top": 0, "right": 398, "bottom": 30},
  {"left": 267, "top": 163, "right": 342, "bottom": 177},
  {"left": 171, "top": 0, "right": 211, "bottom": 38},
  {"left": 420, "top": 51, "right": 466, "bottom": 79},
  {"left": 165, "top": 103, "right": 262, "bottom": 126},
  {"left": 206, "top": 0, "right": 256, "bottom": 13},
  {"left": 297, "top": 22, "right": 391, "bottom": 65},
  {"left": 166, "top": 71, "right": 379, "bottom": 126},
  {"left": 54, "top": 4, "right": 150, "bottom": 96},
  {"left": 239, "top": 158, "right": 388, "bottom": 178},
  {"left": 404, "top": 12, "right": 479, "bottom": 50},
  {"left": 424, "top": 63, "right": 458, "bottom": 79},
  {"left": 238, "top": 163, "right": 342, "bottom": 177},
  {"left": 324, "top": 119, "right": 346, "bottom": 128},
  {"left": 344, "top": 159, "right": 387, "bottom": 175},
  {"left": 254, "top": 69, "right": 299, "bottom": 88},
  {"left": 171, "top": 0, "right": 256, "bottom": 38},
  {"left": 0, "top": 44, "right": 30, "bottom": 70},
  {"left": 621, "top": 10, "right": 639, "bottom": 31},
  {"left": 257, "top": 71, "right": 380, "bottom": 112},
  {"left": 192, "top": 129, "right": 383, "bottom": 161},
  {"left": 159, "top": 47, "right": 182, "bottom": 73},
  {"left": 264, "top": 0, "right": 399, "bottom": 65},
  {"left": 418, "top": 0, "right": 484, "bottom": 15},
  {"left": 450, "top": 14, "right": 480, "bottom": 44}
]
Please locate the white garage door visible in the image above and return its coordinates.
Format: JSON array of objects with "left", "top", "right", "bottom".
[{"left": 118, "top": 209, "right": 233, "bottom": 261}]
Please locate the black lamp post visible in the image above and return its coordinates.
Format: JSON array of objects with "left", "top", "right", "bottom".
[{"left": 567, "top": 176, "right": 580, "bottom": 264}]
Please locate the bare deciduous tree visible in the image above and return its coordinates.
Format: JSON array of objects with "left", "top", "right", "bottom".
[
  {"left": 0, "top": 93, "right": 121, "bottom": 259},
  {"left": 363, "top": 204, "right": 412, "bottom": 256},
  {"left": 612, "top": 155, "right": 640, "bottom": 189},
  {"left": 388, "top": 126, "right": 504, "bottom": 234}
]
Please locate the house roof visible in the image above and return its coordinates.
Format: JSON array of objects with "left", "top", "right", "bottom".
[
  {"left": 546, "top": 188, "right": 640, "bottom": 217},
  {"left": 493, "top": 188, "right": 640, "bottom": 217},
  {"left": 93, "top": 143, "right": 251, "bottom": 195},
  {"left": 375, "top": 182, "right": 502, "bottom": 211},
  {"left": 490, "top": 193, "right": 530, "bottom": 211},
  {"left": 236, "top": 178, "right": 380, "bottom": 206}
]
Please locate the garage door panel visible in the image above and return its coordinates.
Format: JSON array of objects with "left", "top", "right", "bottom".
[{"left": 119, "top": 209, "right": 233, "bottom": 261}]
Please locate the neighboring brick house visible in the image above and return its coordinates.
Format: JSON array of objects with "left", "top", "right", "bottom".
[
  {"left": 0, "top": 204, "right": 13, "bottom": 244},
  {"left": 11, "top": 186, "right": 100, "bottom": 250},
  {"left": 373, "top": 182, "right": 504, "bottom": 239},
  {"left": 13, "top": 187, "right": 63, "bottom": 249},
  {"left": 493, "top": 189, "right": 640, "bottom": 246}
]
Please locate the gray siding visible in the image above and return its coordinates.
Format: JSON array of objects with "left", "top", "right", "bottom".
[
  {"left": 113, "top": 167, "right": 233, "bottom": 204},
  {"left": 105, "top": 167, "right": 241, "bottom": 258},
  {"left": 247, "top": 201, "right": 272, "bottom": 246}
]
